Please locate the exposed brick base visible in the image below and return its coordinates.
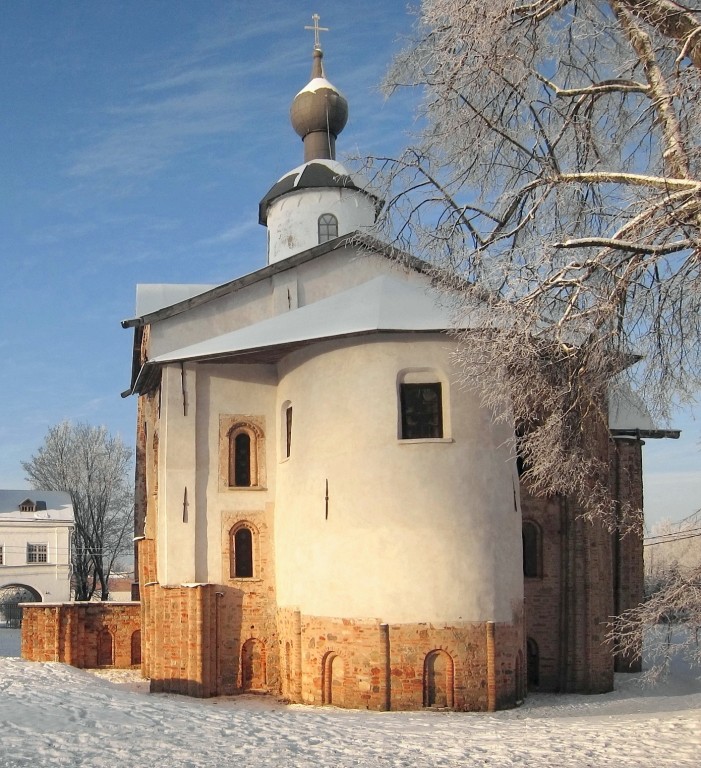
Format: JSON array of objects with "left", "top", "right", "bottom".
[{"left": 137, "top": 531, "right": 524, "bottom": 711}]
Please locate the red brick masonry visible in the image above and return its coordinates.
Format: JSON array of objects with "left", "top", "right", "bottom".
[{"left": 21, "top": 602, "right": 141, "bottom": 669}]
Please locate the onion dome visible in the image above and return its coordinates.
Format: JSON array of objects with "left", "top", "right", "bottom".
[{"left": 290, "top": 48, "right": 348, "bottom": 163}]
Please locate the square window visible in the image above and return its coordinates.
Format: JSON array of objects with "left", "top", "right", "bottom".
[
  {"left": 400, "top": 383, "right": 443, "bottom": 439},
  {"left": 27, "top": 543, "right": 48, "bottom": 564}
]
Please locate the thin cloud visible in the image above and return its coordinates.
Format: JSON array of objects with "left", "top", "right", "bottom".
[{"left": 197, "top": 220, "right": 258, "bottom": 247}]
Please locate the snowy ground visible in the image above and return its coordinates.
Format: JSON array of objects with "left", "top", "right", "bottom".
[{"left": 0, "top": 637, "right": 699, "bottom": 767}]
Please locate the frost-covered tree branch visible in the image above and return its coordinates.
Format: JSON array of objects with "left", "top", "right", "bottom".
[{"left": 359, "top": 0, "right": 701, "bottom": 529}]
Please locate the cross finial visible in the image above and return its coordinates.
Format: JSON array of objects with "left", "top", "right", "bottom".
[{"left": 304, "top": 13, "right": 329, "bottom": 51}]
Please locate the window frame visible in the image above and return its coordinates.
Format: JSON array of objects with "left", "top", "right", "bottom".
[
  {"left": 223, "top": 419, "right": 265, "bottom": 490},
  {"left": 27, "top": 543, "right": 48, "bottom": 564},
  {"left": 318, "top": 213, "right": 338, "bottom": 244},
  {"left": 400, "top": 382, "right": 444, "bottom": 440},
  {"left": 230, "top": 522, "right": 257, "bottom": 580}
]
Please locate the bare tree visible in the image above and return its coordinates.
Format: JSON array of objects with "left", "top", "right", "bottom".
[
  {"left": 360, "top": 0, "right": 701, "bottom": 528},
  {"left": 612, "top": 513, "right": 701, "bottom": 678},
  {"left": 22, "top": 421, "right": 133, "bottom": 601}
]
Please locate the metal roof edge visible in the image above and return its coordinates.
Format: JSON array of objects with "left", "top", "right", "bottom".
[{"left": 610, "top": 428, "right": 681, "bottom": 440}]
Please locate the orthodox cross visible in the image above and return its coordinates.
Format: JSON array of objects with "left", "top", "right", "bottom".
[{"left": 305, "top": 13, "right": 329, "bottom": 50}]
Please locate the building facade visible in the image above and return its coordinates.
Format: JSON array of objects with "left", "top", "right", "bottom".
[
  {"left": 120, "top": 41, "right": 669, "bottom": 710},
  {"left": 0, "top": 490, "right": 74, "bottom": 605}
]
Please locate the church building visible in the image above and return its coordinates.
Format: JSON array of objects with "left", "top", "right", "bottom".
[{"left": 120, "top": 32, "right": 667, "bottom": 710}]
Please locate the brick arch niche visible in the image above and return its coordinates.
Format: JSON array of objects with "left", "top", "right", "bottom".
[
  {"left": 241, "top": 638, "right": 266, "bottom": 691},
  {"left": 322, "top": 651, "right": 345, "bottom": 706},
  {"left": 423, "top": 649, "right": 454, "bottom": 708},
  {"left": 97, "top": 629, "right": 114, "bottom": 667}
]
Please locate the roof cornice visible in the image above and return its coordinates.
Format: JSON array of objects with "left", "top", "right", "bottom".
[{"left": 120, "top": 232, "right": 426, "bottom": 329}]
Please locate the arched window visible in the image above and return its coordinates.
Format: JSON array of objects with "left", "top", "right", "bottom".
[
  {"left": 522, "top": 521, "right": 542, "bottom": 578},
  {"left": 231, "top": 523, "right": 256, "bottom": 579},
  {"left": 234, "top": 433, "right": 251, "bottom": 486},
  {"left": 227, "top": 423, "right": 263, "bottom": 488},
  {"left": 281, "top": 400, "right": 293, "bottom": 459},
  {"left": 318, "top": 213, "right": 338, "bottom": 243}
]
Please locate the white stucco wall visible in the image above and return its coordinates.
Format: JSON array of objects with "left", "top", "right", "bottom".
[
  {"left": 0, "top": 521, "right": 73, "bottom": 601},
  {"left": 273, "top": 335, "right": 523, "bottom": 624},
  {"left": 266, "top": 187, "right": 376, "bottom": 264}
]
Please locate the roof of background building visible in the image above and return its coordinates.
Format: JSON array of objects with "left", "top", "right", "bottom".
[{"left": 0, "top": 490, "right": 74, "bottom": 522}]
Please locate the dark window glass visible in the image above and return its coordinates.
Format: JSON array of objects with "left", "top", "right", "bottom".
[
  {"left": 234, "top": 528, "right": 253, "bottom": 578},
  {"left": 318, "top": 214, "right": 338, "bottom": 244},
  {"left": 527, "top": 637, "right": 540, "bottom": 689},
  {"left": 400, "top": 383, "right": 443, "bottom": 439},
  {"left": 285, "top": 406, "right": 293, "bottom": 458},
  {"left": 522, "top": 522, "right": 540, "bottom": 578},
  {"left": 234, "top": 433, "right": 251, "bottom": 486}
]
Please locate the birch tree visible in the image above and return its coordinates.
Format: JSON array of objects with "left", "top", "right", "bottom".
[
  {"left": 22, "top": 421, "right": 133, "bottom": 601},
  {"left": 362, "top": 0, "right": 701, "bottom": 673}
]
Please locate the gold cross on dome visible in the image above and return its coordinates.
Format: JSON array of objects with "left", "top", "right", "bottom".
[{"left": 305, "top": 13, "right": 329, "bottom": 50}]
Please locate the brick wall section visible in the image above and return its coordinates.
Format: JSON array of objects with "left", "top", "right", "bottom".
[
  {"left": 21, "top": 602, "right": 141, "bottom": 668},
  {"left": 523, "top": 487, "right": 615, "bottom": 694},
  {"left": 610, "top": 438, "right": 644, "bottom": 673},
  {"left": 523, "top": 435, "right": 645, "bottom": 692},
  {"left": 276, "top": 608, "right": 523, "bottom": 711}
]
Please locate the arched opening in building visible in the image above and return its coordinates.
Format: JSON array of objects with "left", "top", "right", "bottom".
[
  {"left": 97, "top": 629, "right": 114, "bottom": 667},
  {"left": 241, "top": 638, "right": 266, "bottom": 691},
  {"left": 522, "top": 520, "right": 542, "bottom": 578},
  {"left": 515, "top": 649, "right": 525, "bottom": 701},
  {"left": 231, "top": 524, "right": 255, "bottom": 579},
  {"left": 423, "top": 649, "right": 454, "bottom": 708},
  {"left": 284, "top": 641, "right": 293, "bottom": 697},
  {"left": 0, "top": 584, "right": 42, "bottom": 629},
  {"left": 527, "top": 637, "right": 540, "bottom": 690},
  {"left": 322, "top": 652, "right": 345, "bottom": 706}
]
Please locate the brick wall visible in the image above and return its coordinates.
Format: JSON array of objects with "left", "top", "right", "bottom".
[
  {"left": 610, "top": 438, "right": 644, "bottom": 673},
  {"left": 21, "top": 602, "right": 141, "bottom": 668},
  {"left": 276, "top": 608, "right": 524, "bottom": 711},
  {"left": 522, "top": 435, "right": 645, "bottom": 692}
]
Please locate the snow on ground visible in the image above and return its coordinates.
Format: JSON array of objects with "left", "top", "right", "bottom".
[{"left": 0, "top": 654, "right": 699, "bottom": 768}]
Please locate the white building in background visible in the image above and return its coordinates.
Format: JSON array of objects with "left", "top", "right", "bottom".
[{"left": 0, "top": 491, "right": 74, "bottom": 602}]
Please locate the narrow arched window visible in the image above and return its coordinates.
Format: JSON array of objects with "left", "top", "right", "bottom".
[
  {"left": 522, "top": 521, "right": 541, "bottom": 578},
  {"left": 226, "top": 422, "right": 263, "bottom": 489},
  {"left": 527, "top": 637, "right": 540, "bottom": 689},
  {"left": 234, "top": 433, "right": 251, "bottom": 486},
  {"left": 318, "top": 213, "right": 338, "bottom": 244},
  {"left": 233, "top": 527, "right": 254, "bottom": 578}
]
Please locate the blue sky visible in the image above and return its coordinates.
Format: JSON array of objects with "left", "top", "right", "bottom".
[{"left": 0, "top": 1, "right": 697, "bottom": 527}]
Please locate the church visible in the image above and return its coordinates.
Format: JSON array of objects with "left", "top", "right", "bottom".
[{"left": 119, "top": 32, "right": 667, "bottom": 711}]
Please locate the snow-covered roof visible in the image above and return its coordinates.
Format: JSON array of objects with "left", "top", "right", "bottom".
[
  {"left": 0, "top": 490, "right": 74, "bottom": 522},
  {"left": 608, "top": 385, "right": 679, "bottom": 439},
  {"left": 148, "top": 275, "right": 463, "bottom": 367},
  {"left": 259, "top": 160, "right": 376, "bottom": 224},
  {"left": 295, "top": 76, "right": 345, "bottom": 99}
]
